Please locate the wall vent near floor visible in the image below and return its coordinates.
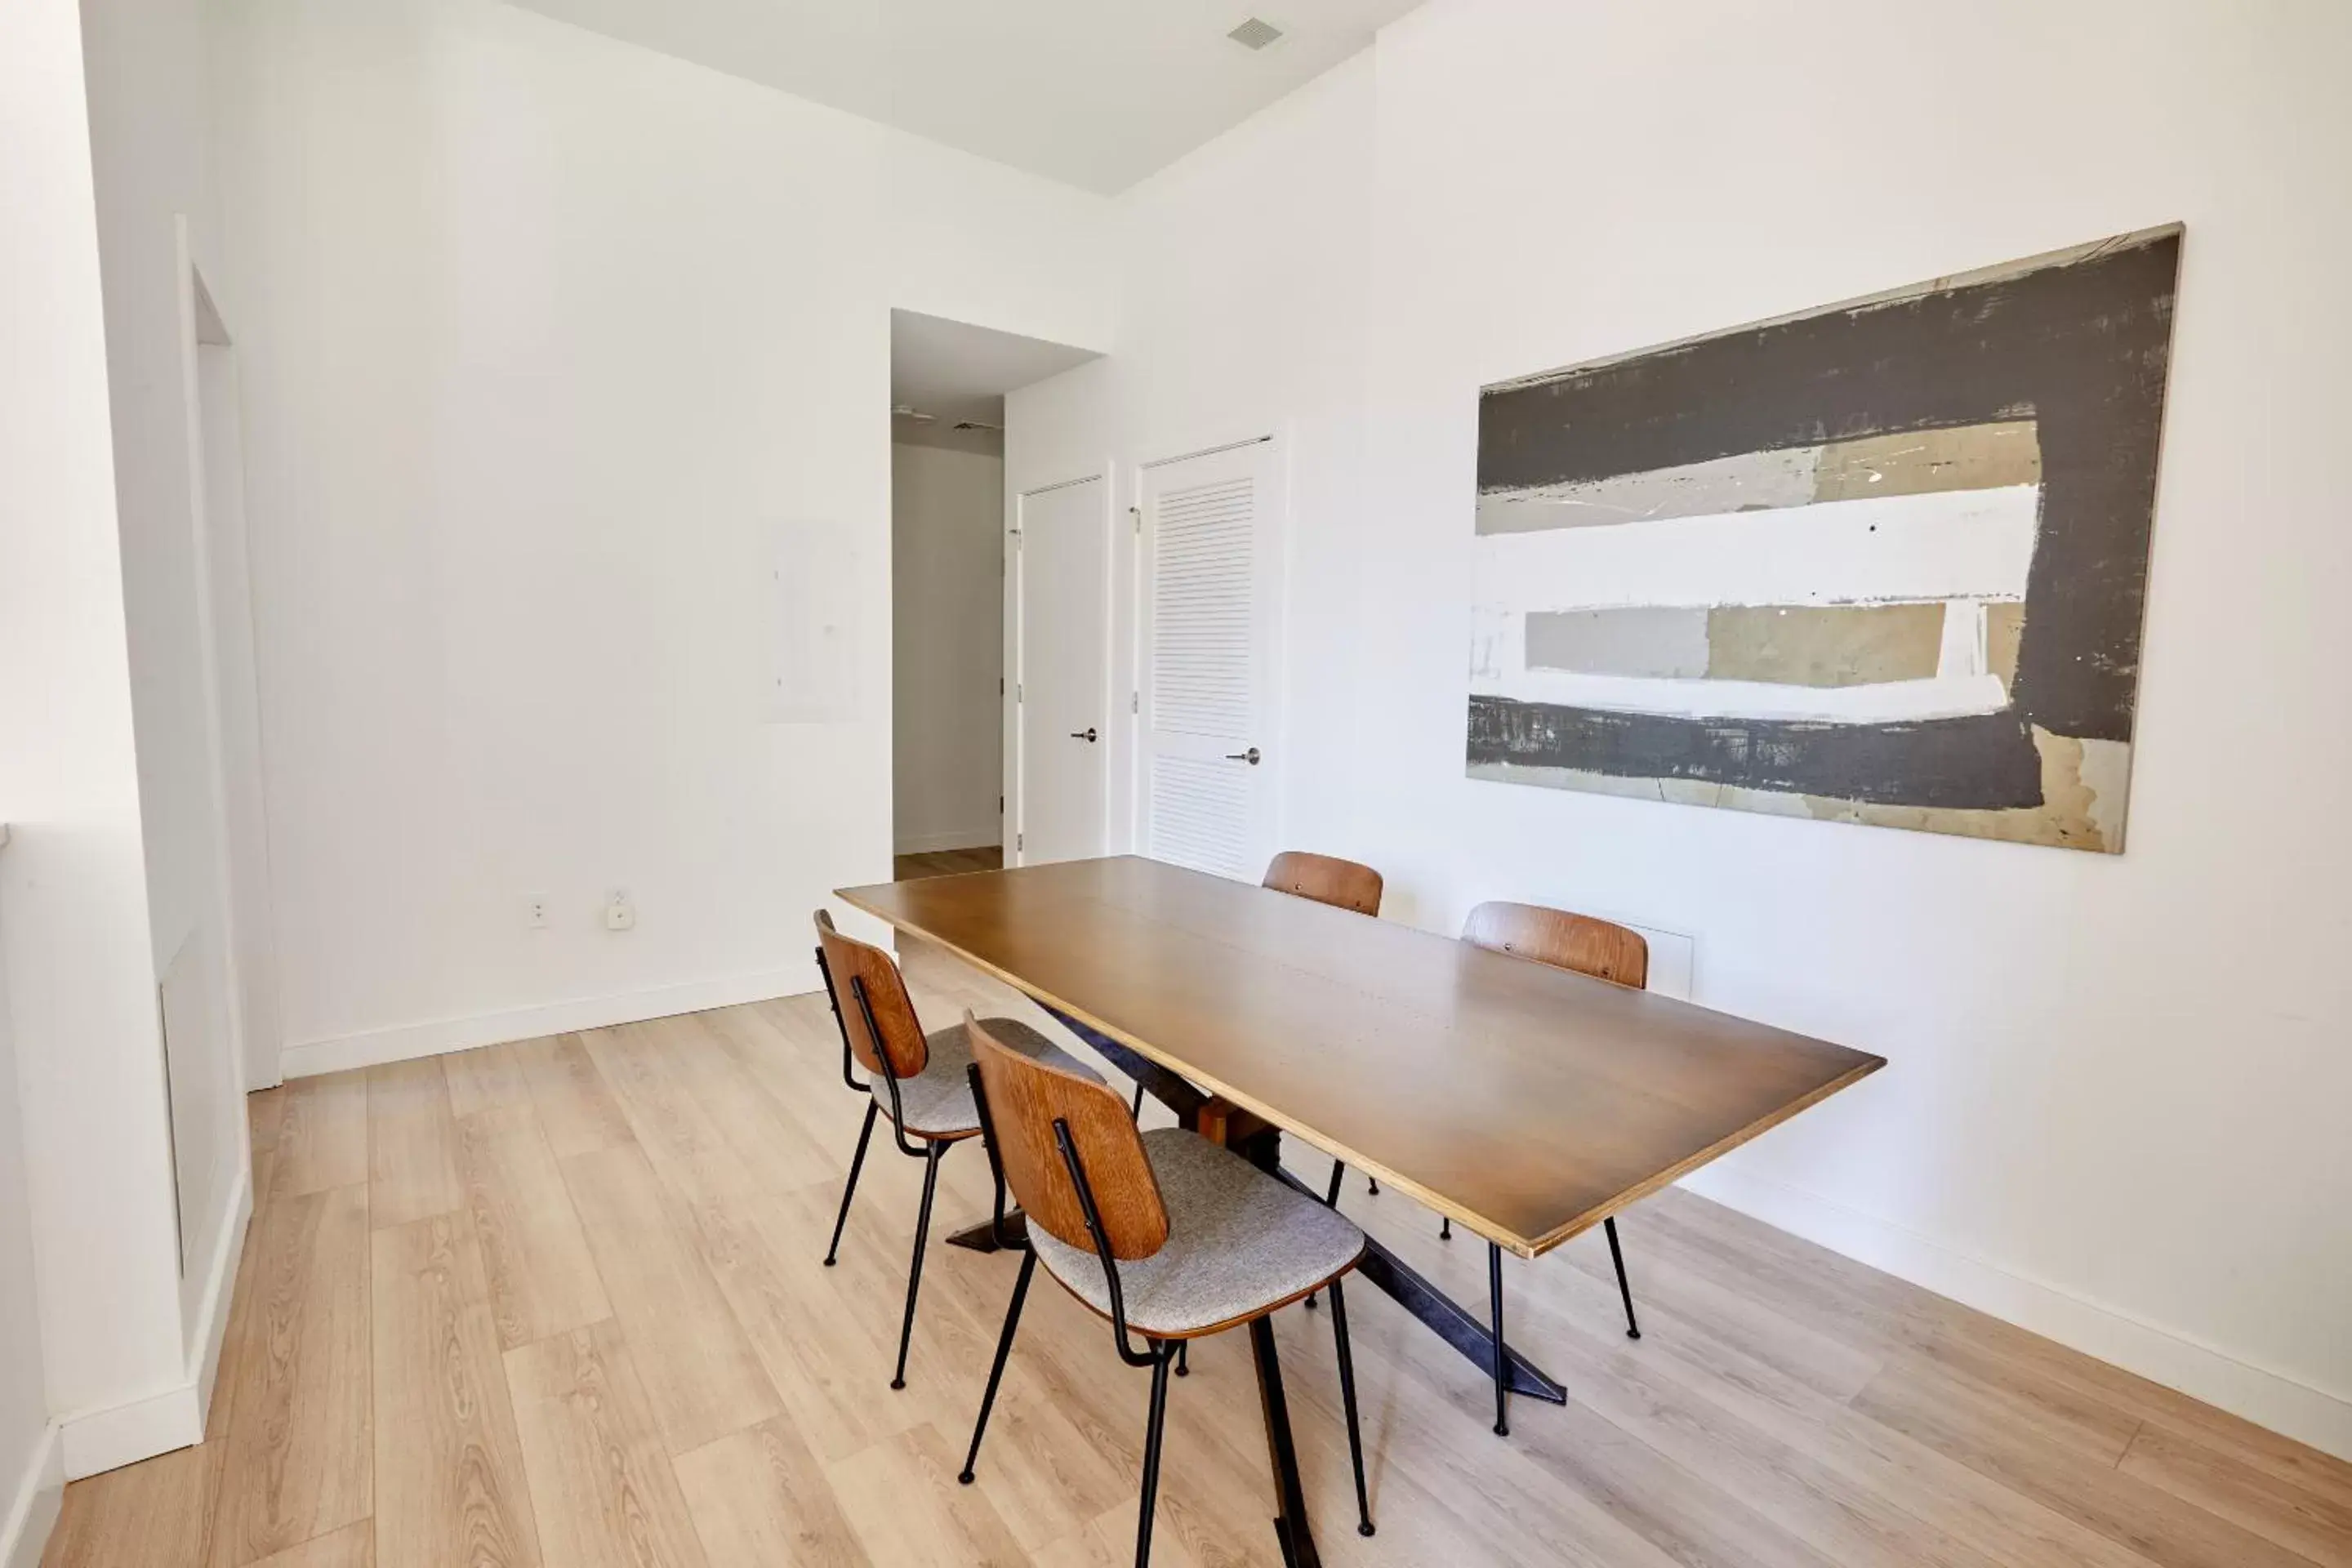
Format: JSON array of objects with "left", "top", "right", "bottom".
[{"left": 1227, "top": 17, "right": 1284, "bottom": 51}]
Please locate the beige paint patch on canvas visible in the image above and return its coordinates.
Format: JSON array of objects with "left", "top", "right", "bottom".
[
  {"left": 1811, "top": 419, "right": 2042, "bottom": 503},
  {"left": 1794, "top": 727, "right": 2126, "bottom": 851},
  {"left": 1469, "top": 726, "right": 2129, "bottom": 852},
  {"left": 1703, "top": 604, "right": 1945, "bottom": 687},
  {"left": 1475, "top": 445, "right": 1820, "bottom": 534}
]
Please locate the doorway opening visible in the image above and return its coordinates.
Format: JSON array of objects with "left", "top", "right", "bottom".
[{"left": 888, "top": 309, "right": 1097, "bottom": 880}]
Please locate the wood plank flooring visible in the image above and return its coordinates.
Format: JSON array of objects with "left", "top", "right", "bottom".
[
  {"left": 45, "top": 940, "right": 2352, "bottom": 1567},
  {"left": 895, "top": 844, "right": 1004, "bottom": 880}
]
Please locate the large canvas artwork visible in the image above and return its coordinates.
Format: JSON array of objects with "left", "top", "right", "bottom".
[{"left": 1467, "top": 225, "right": 2181, "bottom": 853}]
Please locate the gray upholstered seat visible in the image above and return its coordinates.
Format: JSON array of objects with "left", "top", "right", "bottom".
[
  {"left": 1028, "top": 1127, "right": 1366, "bottom": 1337},
  {"left": 876, "top": 1016, "right": 1098, "bottom": 1138}
]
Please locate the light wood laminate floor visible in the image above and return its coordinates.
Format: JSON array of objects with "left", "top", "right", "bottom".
[
  {"left": 895, "top": 844, "right": 1004, "bottom": 880},
  {"left": 46, "top": 941, "right": 2352, "bottom": 1567}
]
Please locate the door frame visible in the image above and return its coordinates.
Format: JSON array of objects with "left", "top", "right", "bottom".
[
  {"left": 1004, "top": 464, "right": 1116, "bottom": 867},
  {"left": 1129, "top": 427, "right": 1290, "bottom": 875}
]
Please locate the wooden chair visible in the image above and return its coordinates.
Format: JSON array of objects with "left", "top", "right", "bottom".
[
  {"left": 957, "top": 1013, "right": 1376, "bottom": 1564},
  {"left": 1459, "top": 899, "right": 1649, "bottom": 1434},
  {"left": 1462, "top": 899, "right": 1648, "bottom": 988},
  {"left": 1261, "top": 849, "right": 1384, "bottom": 917},
  {"left": 811, "top": 910, "right": 1100, "bottom": 1390}
]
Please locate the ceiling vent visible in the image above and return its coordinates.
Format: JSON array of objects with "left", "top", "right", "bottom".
[{"left": 1227, "top": 17, "right": 1284, "bottom": 51}]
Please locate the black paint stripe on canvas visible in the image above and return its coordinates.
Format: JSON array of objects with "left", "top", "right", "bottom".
[
  {"left": 1467, "top": 696, "right": 2047, "bottom": 811},
  {"left": 1477, "top": 229, "right": 2180, "bottom": 743}
]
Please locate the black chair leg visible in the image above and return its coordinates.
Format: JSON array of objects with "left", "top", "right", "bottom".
[
  {"left": 1366, "top": 1176, "right": 1379, "bottom": 1194},
  {"left": 1441, "top": 1215, "right": 1451, "bottom": 1241},
  {"left": 1174, "top": 1341, "right": 1187, "bottom": 1377},
  {"left": 1488, "top": 1241, "right": 1509, "bottom": 1436},
  {"left": 1326, "top": 1277, "right": 1376, "bottom": 1537},
  {"left": 1131, "top": 1081, "right": 1145, "bottom": 1120},
  {"left": 1135, "top": 1347, "right": 1174, "bottom": 1567},
  {"left": 892, "top": 1142, "right": 944, "bottom": 1390},
  {"left": 960, "top": 1250, "right": 1036, "bottom": 1483},
  {"left": 823, "top": 1100, "right": 878, "bottom": 1267},
  {"left": 1606, "top": 1214, "right": 1642, "bottom": 1340}
]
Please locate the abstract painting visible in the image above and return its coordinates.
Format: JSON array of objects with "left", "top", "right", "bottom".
[{"left": 1467, "top": 225, "right": 2181, "bottom": 853}]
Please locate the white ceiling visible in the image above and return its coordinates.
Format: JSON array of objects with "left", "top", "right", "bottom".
[
  {"left": 890, "top": 308, "right": 1100, "bottom": 428},
  {"left": 497, "top": 0, "right": 1425, "bottom": 194}
]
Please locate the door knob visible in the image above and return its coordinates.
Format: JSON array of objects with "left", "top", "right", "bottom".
[
  {"left": 1225, "top": 746, "right": 1261, "bottom": 765},
  {"left": 1070, "top": 727, "right": 1098, "bottom": 742}
]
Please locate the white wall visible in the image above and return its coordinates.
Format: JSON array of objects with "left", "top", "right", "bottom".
[
  {"left": 0, "top": 0, "right": 184, "bottom": 1512},
  {"left": 1012, "top": 51, "right": 1377, "bottom": 875},
  {"left": 885, "top": 131, "right": 1116, "bottom": 354},
  {"left": 0, "top": 20, "right": 75, "bottom": 1540},
  {"left": 893, "top": 442, "right": 1006, "bottom": 854},
  {"left": 1011, "top": 0, "right": 2352, "bottom": 1457},
  {"left": 212, "top": 0, "right": 1105, "bottom": 1075},
  {"left": 0, "top": 938, "right": 58, "bottom": 1568},
  {"left": 81, "top": 0, "right": 258, "bottom": 1371}
]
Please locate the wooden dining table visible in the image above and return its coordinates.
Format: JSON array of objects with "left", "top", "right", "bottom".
[{"left": 838, "top": 855, "right": 1883, "bottom": 1568}]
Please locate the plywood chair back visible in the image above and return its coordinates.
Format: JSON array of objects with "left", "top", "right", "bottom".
[
  {"left": 969, "top": 1013, "right": 1169, "bottom": 1260},
  {"left": 1262, "top": 851, "right": 1384, "bottom": 917},
  {"left": 814, "top": 910, "right": 929, "bottom": 1078},
  {"left": 1462, "top": 900, "right": 1649, "bottom": 990}
]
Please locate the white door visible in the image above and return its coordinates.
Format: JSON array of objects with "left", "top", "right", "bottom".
[
  {"left": 1014, "top": 474, "right": 1111, "bottom": 864},
  {"left": 1138, "top": 437, "right": 1283, "bottom": 880}
]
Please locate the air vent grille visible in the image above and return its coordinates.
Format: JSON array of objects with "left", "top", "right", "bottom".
[{"left": 1227, "top": 16, "right": 1283, "bottom": 50}]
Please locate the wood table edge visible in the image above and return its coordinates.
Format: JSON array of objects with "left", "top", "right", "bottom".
[
  {"left": 1520, "top": 1052, "right": 1886, "bottom": 1256},
  {"left": 836, "top": 883, "right": 1886, "bottom": 1261}
]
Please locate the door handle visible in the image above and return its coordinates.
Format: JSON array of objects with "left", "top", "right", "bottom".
[
  {"left": 1225, "top": 746, "right": 1262, "bottom": 765},
  {"left": 1069, "top": 728, "right": 1098, "bottom": 742}
]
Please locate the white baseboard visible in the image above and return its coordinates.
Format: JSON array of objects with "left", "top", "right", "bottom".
[
  {"left": 56, "top": 1380, "right": 198, "bottom": 1484},
  {"left": 279, "top": 964, "right": 810, "bottom": 1080},
  {"left": 893, "top": 829, "right": 1001, "bottom": 856},
  {"left": 1678, "top": 1160, "right": 2352, "bottom": 1462},
  {"left": 189, "top": 1161, "right": 253, "bottom": 1426},
  {"left": 0, "top": 1421, "right": 62, "bottom": 1568},
  {"left": 51, "top": 1147, "right": 256, "bottom": 1483}
]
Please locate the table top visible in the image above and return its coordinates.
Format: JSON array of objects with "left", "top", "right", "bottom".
[{"left": 837, "top": 856, "right": 1883, "bottom": 1258}]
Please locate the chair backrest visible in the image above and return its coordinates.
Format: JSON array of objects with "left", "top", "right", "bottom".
[
  {"left": 1462, "top": 900, "right": 1649, "bottom": 990},
  {"left": 1262, "top": 851, "right": 1383, "bottom": 917},
  {"left": 813, "top": 910, "right": 929, "bottom": 1078},
  {"left": 967, "top": 1013, "right": 1169, "bottom": 1260}
]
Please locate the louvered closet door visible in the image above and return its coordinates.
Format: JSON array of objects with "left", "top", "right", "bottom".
[{"left": 1138, "top": 438, "right": 1282, "bottom": 880}]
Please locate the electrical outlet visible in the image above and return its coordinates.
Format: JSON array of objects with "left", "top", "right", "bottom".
[
  {"left": 604, "top": 889, "right": 635, "bottom": 931},
  {"left": 525, "top": 893, "right": 550, "bottom": 929}
]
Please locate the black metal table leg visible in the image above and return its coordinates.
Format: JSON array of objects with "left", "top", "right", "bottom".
[
  {"left": 1488, "top": 1241, "right": 1509, "bottom": 1436},
  {"left": 1606, "top": 1214, "right": 1642, "bottom": 1340},
  {"left": 1247, "top": 1313, "right": 1321, "bottom": 1568},
  {"left": 945, "top": 1209, "right": 1027, "bottom": 1254},
  {"left": 1272, "top": 1167, "right": 1569, "bottom": 1407}
]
